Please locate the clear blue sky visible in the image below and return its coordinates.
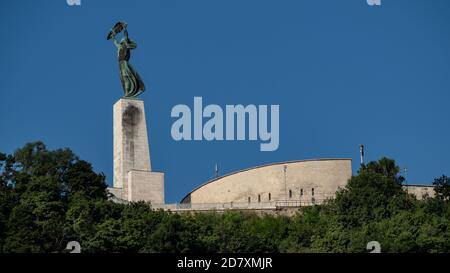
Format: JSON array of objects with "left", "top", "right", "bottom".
[{"left": 1, "top": 0, "right": 449, "bottom": 203}]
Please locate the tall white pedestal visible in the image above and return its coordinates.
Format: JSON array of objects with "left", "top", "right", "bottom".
[{"left": 109, "top": 98, "right": 164, "bottom": 204}]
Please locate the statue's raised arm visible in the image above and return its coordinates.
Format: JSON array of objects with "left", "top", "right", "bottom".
[{"left": 107, "top": 21, "right": 127, "bottom": 40}]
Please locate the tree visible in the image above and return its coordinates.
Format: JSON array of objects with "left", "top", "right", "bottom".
[
  {"left": 0, "top": 141, "right": 108, "bottom": 252},
  {"left": 0, "top": 153, "right": 16, "bottom": 250},
  {"left": 360, "top": 157, "right": 405, "bottom": 183},
  {"left": 62, "top": 160, "right": 107, "bottom": 201},
  {"left": 333, "top": 168, "right": 409, "bottom": 227},
  {"left": 1, "top": 143, "right": 450, "bottom": 253},
  {"left": 433, "top": 175, "right": 450, "bottom": 201}
]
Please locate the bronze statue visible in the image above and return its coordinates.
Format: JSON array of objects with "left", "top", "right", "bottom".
[{"left": 108, "top": 22, "right": 145, "bottom": 98}]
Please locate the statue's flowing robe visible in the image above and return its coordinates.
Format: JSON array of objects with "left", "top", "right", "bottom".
[{"left": 114, "top": 39, "right": 145, "bottom": 98}]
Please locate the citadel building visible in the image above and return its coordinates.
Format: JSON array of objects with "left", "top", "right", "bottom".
[{"left": 107, "top": 98, "right": 435, "bottom": 212}]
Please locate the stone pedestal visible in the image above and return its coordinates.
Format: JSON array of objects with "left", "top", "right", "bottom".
[
  {"left": 110, "top": 98, "right": 164, "bottom": 204},
  {"left": 128, "top": 170, "right": 164, "bottom": 203}
]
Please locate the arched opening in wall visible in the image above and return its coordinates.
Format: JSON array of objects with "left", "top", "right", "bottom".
[
  {"left": 248, "top": 197, "right": 251, "bottom": 203},
  {"left": 258, "top": 194, "right": 261, "bottom": 203},
  {"left": 300, "top": 188, "right": 303, "bottom": 197},
  {"left": 289, "top": 189, "right": 292, "bottom": 198},
  {"left": 312, "top": 188, "right": 315, "bottom": 196},
  {"left": 268, "top": 193, "right": 271, "bottom": 201}
]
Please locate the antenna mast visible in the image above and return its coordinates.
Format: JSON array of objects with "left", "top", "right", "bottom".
[
  {"left": 214, "top": 163, "right": 219, "bottom": 178},
  {"left": 359, "top": 144, "right": 365, "bottom": 165}
]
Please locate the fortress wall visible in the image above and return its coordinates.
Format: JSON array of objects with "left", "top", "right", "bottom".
[
  {"left": 183, "top": 159, "right": 352, "bottom": 204},
  {"left": 404, "top": 185, "right": 435, "bottom": 199}
]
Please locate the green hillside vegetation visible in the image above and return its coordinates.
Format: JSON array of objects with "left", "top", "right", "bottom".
[{"left": 0, "top": 142, "right": 449, "bottom": 253}]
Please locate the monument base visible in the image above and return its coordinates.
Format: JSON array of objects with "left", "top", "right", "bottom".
[
  {"left": 109, "top": 97, "right": 165, "bottom": 204},
  {"left": 128, "top": 170, "right": 164, "bottom": 204}
]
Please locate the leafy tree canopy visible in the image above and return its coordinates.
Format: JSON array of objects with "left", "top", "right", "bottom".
[{"left": 0, "top": 143, "right": 449, "bottom": 253}]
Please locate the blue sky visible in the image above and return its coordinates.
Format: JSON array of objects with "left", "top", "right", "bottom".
[{"left": 1, "top": 0, "right": 449, "bottom": 203}]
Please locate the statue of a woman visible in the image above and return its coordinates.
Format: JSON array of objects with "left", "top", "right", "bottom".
[{"left": 109, "top": 23, "right": 145, "bottom": 98}]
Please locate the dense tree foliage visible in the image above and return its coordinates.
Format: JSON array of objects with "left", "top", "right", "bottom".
[{"left": 0, "top": 142, "right": 449, "bottom": 253}]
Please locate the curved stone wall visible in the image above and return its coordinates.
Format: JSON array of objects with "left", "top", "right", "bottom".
[{"left": 181, "top": 159, "right": 352, "bottom": 205}]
